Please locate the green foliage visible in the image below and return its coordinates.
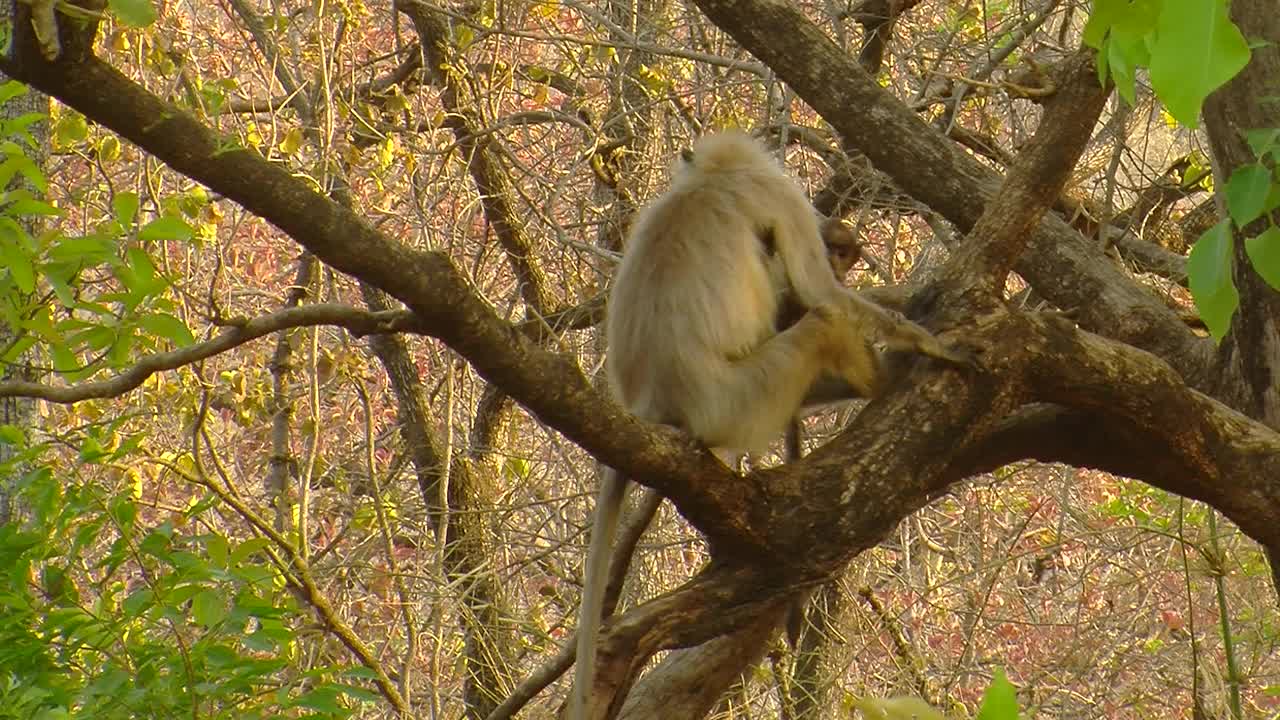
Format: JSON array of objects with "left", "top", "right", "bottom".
[
  {"left": 851, "top": 695, "right": 946, "bottom": 720},
  {"left": 108, "top": 0, "right": 159, "bottom": 28},
  {"left": 1187, "top": 220, "right": 1240, "bottom": 342},
  {"left": 0, "top": 85, "right": 201, "bottom": 378},
  {"left": 0, "top": 85, "right": 375, "bottom": 718},
  {"left": 850, "top": 672, "right": 1024, "bottom": 719},
  {"left": 0, "top": 433, "right": 373, "bottom": 719},
  {"left": 1087, "top": 1, "right": 1279, "bottom": 341},
  {"left": 1244, "top": 226, "right": 1280, "bottom": 289},
  {"left": 1085, "top": 0, "right": 1249, "bottom": 122},
  {"left": 1185, "top": 150, "right": 1280, "bottom": 340},
  {"left": 976, "top": 668, "right": 1021, "bottom": 720},
  {"left": 1148, "top": 0, "right": 1249, "bottom": 127}
]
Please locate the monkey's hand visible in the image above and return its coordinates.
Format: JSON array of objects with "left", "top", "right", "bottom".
[
  {"left": 859, "top": 299, "right": 979, "bottom": 370},
  {"left": 933, "top": 330, "right": 985, "bottom": 369}
]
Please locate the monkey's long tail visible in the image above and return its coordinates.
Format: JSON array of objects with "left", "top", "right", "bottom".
[{"left": 570, "top": 467, "right": 628, "bottom": 720}]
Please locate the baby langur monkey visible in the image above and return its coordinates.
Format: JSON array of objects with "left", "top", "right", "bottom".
[
  {"left": 821, "top": 215, "right": 869, "bottom": 282},
  {"left": 773, "top": 217, "right": 868, "bottom": 336},
  {"left": 779, "top": 217, "right": 867, "bottom": 461},
  {"left": 572, "top": 131, "right": 968, "bottom": 720}
]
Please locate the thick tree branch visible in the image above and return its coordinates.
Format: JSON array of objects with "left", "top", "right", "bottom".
[{"left": 587, "top": 310, "right": 1280, "bottom": 717}]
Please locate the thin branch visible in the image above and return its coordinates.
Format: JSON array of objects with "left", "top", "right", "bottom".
[{"left": 0, "top": 305, "right": 414, "bottom": 403}]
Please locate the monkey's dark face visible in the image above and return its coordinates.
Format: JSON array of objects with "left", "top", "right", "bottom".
[
  {"left": 819, "top": 219, "right": 863, "bottom": 281},
  {"left": 826, "top": 242, "right": 860, "bottom": 280}
]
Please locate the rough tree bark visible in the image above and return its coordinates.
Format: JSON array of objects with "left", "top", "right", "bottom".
[{"left": 1200, "top": 0, "right": 1280, "bottom": 426}]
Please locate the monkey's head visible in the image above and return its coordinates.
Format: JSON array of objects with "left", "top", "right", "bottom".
[
  {"left": 820, "top": 218, "right": 865, "bottom": 280},
  {"left": 672, "top": 130, "right": 780, "bottom": 187}
]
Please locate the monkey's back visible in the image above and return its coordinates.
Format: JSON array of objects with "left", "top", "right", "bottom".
[{"left": 607, "top": 133, "right": 815, "bottom": 450}]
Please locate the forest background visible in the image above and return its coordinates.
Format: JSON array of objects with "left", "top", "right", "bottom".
[{"left": 0, "top": 0, "right": 1278, "bottom": 719}]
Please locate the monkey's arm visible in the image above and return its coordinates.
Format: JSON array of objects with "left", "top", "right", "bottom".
[
  {"left": 770, "top": 190, "right": 853, "bottom": 310},
  {"left": 799, "top": 372, "right": 863, "bottom": 409}
]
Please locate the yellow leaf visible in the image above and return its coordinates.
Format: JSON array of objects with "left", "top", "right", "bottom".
[
  {"left": 532, "top": 83, "right": 550, "bottom": 107},
  {"left": 97, "top": 135, "right": 121, "bottom": 162},
  {"left": 128, "top": 468, "right": 143, "bottom": 500},
  {"left": 278, "top": 127, "right": 304, "bottom": 156},
  {"left": 385, "top": 91, "right": 411, "bottom": 115},
  {"left": 852, "top": 696, "right": 947, "bottom": 720},
  {"left": 456, "top": 26, "right": 475, "bottom": 49}
]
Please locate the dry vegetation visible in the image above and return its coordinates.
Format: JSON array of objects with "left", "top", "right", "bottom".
[{"left": 0, "top": 1, "right": 1277, "bottom": 719}]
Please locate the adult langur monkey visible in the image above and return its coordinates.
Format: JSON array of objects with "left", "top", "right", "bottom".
[{"left": 571, "top": 131, "right": 969, "bottom": 720}]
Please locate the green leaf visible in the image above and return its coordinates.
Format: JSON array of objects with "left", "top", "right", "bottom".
[
  {"left": 53, "top": 113, "right": 88, "bottom": 147},
  {"left": 205, "top": 533, "right": 230, "bottom": 568},
  {"left": 125, "top": 246, "right": 166, "bottom": 296},
  {"left": 1224, "top": 164, "right": 1273, "bottom": 227},
  {"left": 1082, "top": 0, "right": 1129, "bottom": 48},
  {"left": 74, "top": 326, "right": 116, "bottom": 351},
  {"left": 1106, "top": 35, "right": 1141, "bottom": 104},
  {"left": 291, "top": 685, "right": 343, "bottom": 713},
  {"left": 242, "top": 628, "right": 278, "bottom": 652},
  {"left": 112, "top": 252, "right": 159, "bottom": 307},
  {"left": 1148, "top": 0, "right": 1250, "bottom": 128},
  {"left": 1187, "top": 219, "right": 1240, "bottom": 341},
  {"left": 48, "top": 235, "right": 116, "bottom": 265},
  {"left": 139, "top": 312, "right": 195, "bottom": 346},
  {"left": 112, "top": 191, "right": 139, "bottom": 227},
  {"left": 343, "top": 666, "right": 380, "bottom": 680},
  {"left": 49, "top": 343, "right": 80, "bottom": 375},
  {"left": 109, "top": 0, "right": 158, "bottom": 27},
  {"left": 976, "top": 668, "right": 1021, "bottom": 720},
  {"left": 107, "top": 326, "right": 135, "bottom": 367},
  {"left": 1244, "top": 225, "right": 1280, "bottom": 291},
  {"left": 5, "top": 113, "right": 47, "bottom": 150},
  {"left": 0, "top": 155, "right": 43, "bottom": 192},
  {"left": 1246, "top": 128, "right": 1280, "bottom": 160},
  {"left": 0, "top": 238, "right": 34, "bottom": 293},
  {"left": 851, "top": 696, "right": 945, "bottom": 720},
  {"left": 122, "top": 587, "right": 154, "bottom": 617},
  {"left": 0, "top": 424, "right": 24, "bottom": 445},
  {"left": 278, "top": 127, "right": 304, "bottom": 156},
  {"left": 78, "top": 435, "right": 109, "bottom": 463},
  {"left": 0, "top": 81, "right": 28, "bottom": 107},
  {"left": 6, "top": 198, "right": 63, "bottom": 217},
  {"left": 192, "top": 589, "right": 227, "bottom": 628},
  {"left": 330, "top": 683, "right": 379, "bottom": 703},
  {"left": 139, "top": 215, "right": 194, "bottom": 242},
  {"left": 1089, "top": 0, "right": 1156, "bottom": 102},
  {"left": 230, "top": 537, "right": 272, "bottom": 565},
  {"left": 0, "top": 335, "right": 37, "bottom": 365},
  {"left": 1265, "top": 183, "right": 1280, "bottom": 216}
]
